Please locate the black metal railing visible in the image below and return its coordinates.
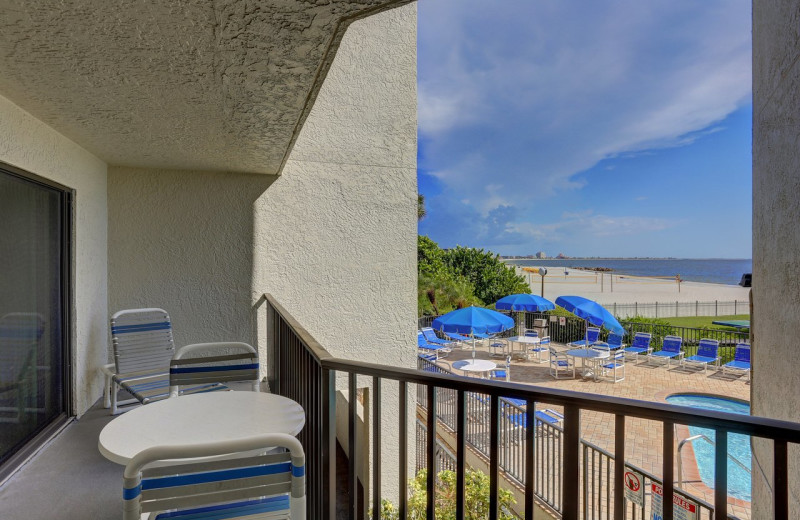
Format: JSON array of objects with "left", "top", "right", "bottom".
[{"left": 267, "top": 294, "right": 798, "bottom": 520}]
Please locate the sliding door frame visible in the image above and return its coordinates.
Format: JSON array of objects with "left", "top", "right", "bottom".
[{"left": 0, "top": 161, "right": 73, "bottom": 483}]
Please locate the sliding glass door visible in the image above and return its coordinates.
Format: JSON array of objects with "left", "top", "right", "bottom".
[{"left": 0, "top": 164, "right": 70, "bottom": 469}]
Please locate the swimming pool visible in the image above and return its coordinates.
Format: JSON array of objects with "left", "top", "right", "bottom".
[{"left": 665, "top": 393, "right": 751, "bottom": 502}]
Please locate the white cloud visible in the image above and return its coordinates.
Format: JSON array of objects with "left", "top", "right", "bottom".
[{"left": 418, "top": 0, "right": 751, "bottom": 212}]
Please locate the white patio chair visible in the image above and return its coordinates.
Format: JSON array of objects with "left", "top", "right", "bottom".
[
  {"left": 122, "top": 433, "right": 305, "bottom": 520},
  {"left": 549, "top": 347, "right": 575, "bottom": 379},
  {"left": 169, "top": 342, "right": 261, "bottom": 398},
  {"left": 109, "top": 308, "right": 175, "bottom": 415}
]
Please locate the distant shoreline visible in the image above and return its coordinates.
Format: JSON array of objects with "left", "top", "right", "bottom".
[{"left": 501, "top": 257, "right": 752, "bottom": 261}]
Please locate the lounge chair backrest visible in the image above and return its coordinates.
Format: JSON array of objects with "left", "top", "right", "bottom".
[
  {"left": 417, "top": 331, "right": 428, "bottom": 347},
  {"left": 697, "top": 339, "right": 720, "bottom": 358},
  {"left": 586, "top": 327, "right": 600, "bottom": 342},
  {"left": 632, "top": 333, "right": 652, "bottom": 349},
  {"left": 169, "top": 342, "right": 260, "bottom": 397},
  {"left": 421, "top": 327, "right": 439, "bottom": 342},
  {"left": 607, "top": 333, "right": 623, "bottom": 348},
  {"left": 661, "top": 335, "right": 682, "bottom": 353},
  {"left": 0, "top": 313, "right": 44, "bottom": 383},
  {"left": 111, "top": 308, "right": 175, "bottom": 374},
  {"left": 122, "top": 433, "right": 305, "bottom": 520},
  {"left": 734, "top": 343, "right": 751, "bottom": 363}
]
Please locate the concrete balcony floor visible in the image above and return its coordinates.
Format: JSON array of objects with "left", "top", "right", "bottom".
[{"left": 0, "top": 402, "right": 119, "bottom": 520}]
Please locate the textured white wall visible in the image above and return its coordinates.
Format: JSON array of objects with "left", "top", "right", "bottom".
[
  {"left": 752, "top": 0, "right": 800, "bottom": 515},
  {"left": 0, "top": 94, "right": 108, "bottom": 416}
]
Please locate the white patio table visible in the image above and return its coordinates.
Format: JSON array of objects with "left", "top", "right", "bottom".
[
  {"left": 98, "top": 391, "right": 305, "bottom": 465},
  {"left": 565, "top": 348, "right": 610, "bottom": 381},
  {"left": 452, "top": 359, "right": 497, "bottom": 378},
  {"left": 506, "top": 335, "right": 541, "bottom": 360}
]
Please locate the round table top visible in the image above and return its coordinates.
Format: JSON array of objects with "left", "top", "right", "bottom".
[
  {"left": 98, "top": 391, "right": 305, "bottom": 465},
  {"left": 565, "top": 348, "right": 610, "bottom": 359},
  {"left": 507, "top": 336, "right": 541, "bottom": 344},
  {"left": 453, "top": 359, "right": 497, "bottom": 372}
]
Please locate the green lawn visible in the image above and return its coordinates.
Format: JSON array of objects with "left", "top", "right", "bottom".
[{"left": 659, "top": 314, "right": 749, "bottom": 330}]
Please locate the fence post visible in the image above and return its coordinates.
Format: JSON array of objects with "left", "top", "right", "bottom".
[
  {"left": 735, "top": 300, "right": 737, "bottom": 314},
  {"left": 715, "top": 300, "right": 718, "bottom": 316},
  {"left": 635, "top": 302, "right": 638, "bottom": 315},
  {"left": 676, "top": 301, "right": 678, "bottom": 317},
  {"left": 655, "top": 301, "right": 658, "bottom": 318},
  {"left": 696, "top": 301, "right": 699, "bottom": 316}
]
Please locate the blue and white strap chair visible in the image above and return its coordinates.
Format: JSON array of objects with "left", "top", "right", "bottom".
[
  {"left": 420, "top": 327, "right": 454, "bottom": 348},
  {"left": 0, "top": 313, "right": 45, "bottom": 423},
  {"left": 594, "top": 332, "right": 625, "bottom": 351},
  {"left": 648, "top": 335, "right": 684, "bottom": 367},
  {"left": 549, "top": 347, "right": 575, "bottom": 379},
  {"left": 491, "top": 356, "right": 511, "bottom": 381},
  {"left": 170, "top": 342, "right": 260, "bottom": 398},
  {"left": 523, "top": 329, "right": 539, "bottom": 338},
  {"left": 600, "top": 351, "right": 626, "bottom": 382},
  {"left": 721, "top": 343, "right": 751, "bottom": 378},
  {"left": 488, "top": 338, "right": 507, "bottom": 358},
  {"left": 621, "top": 332, "right": 652, "bottom": 360},
  {"left": 569, "top": 326, "right": 601, "bottom": 348},
  {"left": 417, "top": 331, "right": 451, "bottom": 360},
  {"left": 122, "top": 433, "right": 306, "bottom": 520},
  {"left": 528, "top": 336, "right": 550, "bottom": 363},
  {"left": 110, "top": 308, "right": 175, "bottom": 415},
  {"left": 682, "top": 338, "right": 720, "bottom": 373}
]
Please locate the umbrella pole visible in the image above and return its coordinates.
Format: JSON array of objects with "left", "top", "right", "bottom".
[{"left": 472, "top": 332, "right": 476, "bottom": 361}]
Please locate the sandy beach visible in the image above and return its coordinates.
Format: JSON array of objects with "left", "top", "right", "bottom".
[{"left": 512, "top": 265, "right": 750, "bottom": 306}]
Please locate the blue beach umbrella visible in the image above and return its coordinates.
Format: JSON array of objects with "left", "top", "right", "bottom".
[
  {"left": 495, "top": 294, "right": 555, "bottom": 312},
  {"left": 555, "top": 295, "right": 625, "bottom": 346},
  {"left": 432, "top": 306, "right": 515, "bottom": 360}
]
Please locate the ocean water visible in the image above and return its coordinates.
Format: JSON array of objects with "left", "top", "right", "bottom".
[{"left": 504, "top": 258, "right": 752, "bottom": 286}]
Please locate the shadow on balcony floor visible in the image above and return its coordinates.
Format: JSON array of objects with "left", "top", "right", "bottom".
[{"left": 0, "top": 402, "right": 120, "bottom": 520}]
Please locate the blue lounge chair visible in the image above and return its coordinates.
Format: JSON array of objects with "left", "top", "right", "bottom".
[
  {"left": 648, "top": 335, "right": 684, "bottom": 367},
  {"left": 417, "top": 331, "right": 451, "bottom": 359},
  {"left": 721, "top": 343, "right": 751, "bottom": 378},
  {"left": 421, "top": 327, "right": 454, "bottom": 347},
  {"left": 682, "top": 338, "right": 720, "bottom": 373},
  {"left": 528, "top": 336, "right": 550, "bottom": 363},
  {"left": 593, "top": 332, "right": 625, "bottom": 350},
  {"left": 569, "top": 326, "right": 601, "bottom": 348},
  {"left": 505, "top": 409, "right": 564, "bottom": 427},
  {"left": 621, "top": 332, "right": 652, "bottom": 360}
]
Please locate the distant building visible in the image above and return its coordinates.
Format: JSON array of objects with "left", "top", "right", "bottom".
[
  {"left": 536, "top": 251, "right": 547, "bottom": 259},
  {"left": 556, "top": 252, "right": 569, "bottom": 259}
]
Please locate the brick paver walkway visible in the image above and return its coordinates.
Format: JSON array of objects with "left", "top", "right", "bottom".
[{"left": 436, "top": 341, "right": 752, "bottom": 518}]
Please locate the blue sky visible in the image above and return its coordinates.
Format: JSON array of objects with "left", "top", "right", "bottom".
[{"left": 417, "top": 1, "right": 752, "bottom": 259}]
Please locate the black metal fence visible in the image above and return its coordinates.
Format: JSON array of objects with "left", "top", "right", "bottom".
[{"left": 267, "top": 294, "right": 798, "bottom": 520}]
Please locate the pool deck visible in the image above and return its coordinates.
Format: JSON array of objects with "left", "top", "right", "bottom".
[{"left": 434, "top": 341, "right": 752, "bottom": 519}]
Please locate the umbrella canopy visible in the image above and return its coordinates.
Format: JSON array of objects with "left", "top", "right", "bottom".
[
  {"left": 495, "top": 294, "right": 555, "bottom": 312},
  {"left": 432, "top": 306, "right": 515, "bottom": 335},
  {"left": 555, "top": 295, "right": 624, "bottom": 335}
]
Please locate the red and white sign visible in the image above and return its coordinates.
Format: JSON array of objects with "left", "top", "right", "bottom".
[
  {"left": 623, "top": 469, "right": 644, "bottom": 506},
  {"left": 650, "top": 483, "right": 697, "bottom": 520}
]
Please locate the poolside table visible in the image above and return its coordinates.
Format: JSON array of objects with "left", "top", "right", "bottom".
[
  {"left": 565, "top": 348, "right": 610, "bottom": 381},
  {"left": 506, "top": 335, "right": 541, "bottom": 361},
  {"left": 452, "top": 359, "right": 497, "bottom": 378},
  {"left": 98, "top": 391, "right": 305, "bottom": 465}
]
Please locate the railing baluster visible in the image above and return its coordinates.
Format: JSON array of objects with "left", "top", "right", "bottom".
[
  {"left": 322, "top": 368, "right": 336, "bottom": 520},
  {"left": 426, "top": 384, "right": 436, "bottom": 520},
  {"left": 525, "top": 397, "right": 535, "bottom": 519},
  {"left": 348, "top": 373, "right": 357, "bottom": 520},
  {"left": 373, "top": 377, "right": 381, "bottom": 520},
  {"left": 774, "top": 439, "right": 788, "bottom": 520},
  {"left": 614, "top": 414, "right": 625, "bottom": 520},
  {"left": 713, "top": 429, "right": 728, "bottom": 520},
  {"left": 663, "top": 421, "right": 674, "bottom": 520},
  {"left": 563, "top": 404, "right": 580, "bottom": 519},
  {"left": 399, "top": 381, "right": 408, "bottom": 519},
  {"left": 489, "top": 395, "right": 500, "bottom": 520},
  {"left": 456, "top": 390, "right": 466, "bottom": 520}
]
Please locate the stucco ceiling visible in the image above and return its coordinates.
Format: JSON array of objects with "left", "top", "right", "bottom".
[{"left": 0, "top": 0, "right": 410, "bottom": 174}]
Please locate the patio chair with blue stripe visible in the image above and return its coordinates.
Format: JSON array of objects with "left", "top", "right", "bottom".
[
  {"left": 549, "top": 347, "right": 575, "bottom": 379},
  {"left": 600, "top": 351, "right": 626, "bottom": 382},
  {"left": 620, "top": 332, "right": 652, "bottom": 361},
  {"left": 122, "top": 433, "right": 305, "bottom": 520},
  {"left": 569, "top": 326, "right": 601, "bottom": 348},
  {"left": 593, "top": 332, "right": 625, "bottom": 351},
  {"left": 647, "top": 335, "right": 684, "bottom": 367},
  {"left": 682, "top": 338, "right": 720, "bottom": 373},
  {"left": 721, "top": 343, "right": 751, "bottom": 379},
  {"left": 110, "top": 308, "right": 175, "bottom": 415},
  {"left": 169, "top": 342, "right": 261, "bottom": 398},
  {"left": 528, "top": 335, "right": 550, "bottom": 363},
  {"left": 421, "top": 327, "right": 454, "bottom": 348}
]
